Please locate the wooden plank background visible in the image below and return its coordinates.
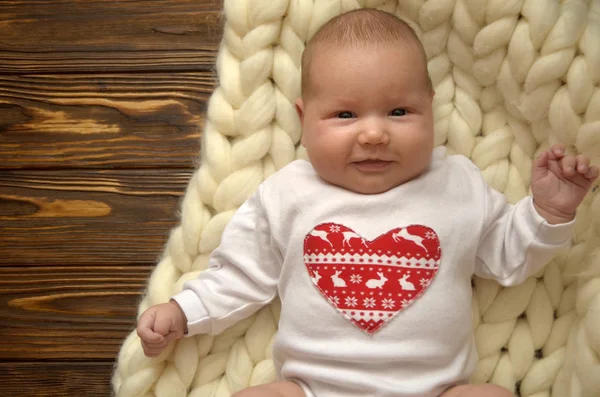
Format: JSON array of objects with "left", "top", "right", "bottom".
[{"left": 0, "top": 1, "right": 223, "bottom": 395}]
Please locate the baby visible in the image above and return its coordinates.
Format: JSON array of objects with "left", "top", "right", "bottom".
[{"left": 137, "top": 9, "right": 599, "bottom": 397}]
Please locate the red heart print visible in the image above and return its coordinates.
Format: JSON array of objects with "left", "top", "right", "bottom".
[{"left": 304, "top": 223, "right": 441, "bottom": 334}]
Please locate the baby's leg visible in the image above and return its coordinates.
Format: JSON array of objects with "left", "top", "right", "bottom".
[
  {"left": 231, "top": 381, "right": 306, "bottom": 397},
  {"left": 440, "top": 383, "right": 514, "bottom": 397}
]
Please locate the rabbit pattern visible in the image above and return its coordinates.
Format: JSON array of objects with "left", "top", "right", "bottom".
[
  {"left": 366, "top": 272, "right": 388, "bottom": 289},
  {"left": 304, "top": 222, "right": 441, "bottom": 334}
]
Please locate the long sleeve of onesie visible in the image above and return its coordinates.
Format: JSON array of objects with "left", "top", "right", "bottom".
[
  {"left": 472, "top": 165, "right": 574, "bottom": 286},
  {"left": 172, "top": 184, "right": 281, "bottom": 336}
]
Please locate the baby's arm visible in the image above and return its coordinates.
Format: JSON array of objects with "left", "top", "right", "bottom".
[
  {"left": 137, "top": 185, "right": 281, "bottom": 355},
  {"left": 473, "top": 145, "right": 596, "bottom": 286},
  {"left": 173, "top": 185, "right": 281, "bottom": 336},
  {"left": 473, "top": 188, "right": 573, "bottom": 286}
]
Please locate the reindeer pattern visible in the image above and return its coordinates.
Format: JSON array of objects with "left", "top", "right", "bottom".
[
  {"left": 305, "top": 224, "right": 440, "bottom": 292},
  {"left": 307, "top": 224, "right": 435, "bottom": 249}
]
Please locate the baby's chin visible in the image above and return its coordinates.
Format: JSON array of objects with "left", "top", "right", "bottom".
[
  {"left": 347, "top": 184, "right": 397, "bottom": 195},
  {"left": 322, "top": 165, "right": 431, "bottom": 194},
  {"left": 323, "top": 175, "right": 411, "bottom": 195}
]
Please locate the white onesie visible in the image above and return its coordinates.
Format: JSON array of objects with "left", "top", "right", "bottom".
[{"left": 173, "top": 147, "right": 573, "bottom": 397}]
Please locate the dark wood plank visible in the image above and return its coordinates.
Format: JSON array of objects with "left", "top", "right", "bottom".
[
  {"left": 0, "top": 72, "right": 215, "bottom": 169},
  {"left": 0, "top": 266, "right": 148, "bottom": 360},
  {"left": 0, "top": 0, "right": 223, "bottom": 73},
  {"left": 0, "top": 169, "right": 191, "bottom": 266},
  {"left": 0, "top": 362, "right": 113, "bottom": 397}
]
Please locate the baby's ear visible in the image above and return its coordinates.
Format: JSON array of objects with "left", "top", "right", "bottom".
[
  {"left": 295, "top": 98, "right": 305, "bottom": 123},
  {"left": 426, "top": 83, "right": 435, "bottom": 99},
  {"left": 296, "top": 98, "right": 307, "bottom": 147}
]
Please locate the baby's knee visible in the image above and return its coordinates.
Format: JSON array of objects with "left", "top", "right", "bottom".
[
  {"left": 442, "top": 383, "right": 515, "bottom": 397},
  {"left": 232, "top": 381, "right": 305, "bottom": 397},
  {"left": 231, "top": 385, "right": 276, "bottom": 397}
]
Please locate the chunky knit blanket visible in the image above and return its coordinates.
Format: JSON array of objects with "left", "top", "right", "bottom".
[{"left": 112, "top": 1, "right": 600, "bottom": 396}]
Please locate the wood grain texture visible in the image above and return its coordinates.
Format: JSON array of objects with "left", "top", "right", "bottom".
[
  {"left": 0, "top": 0, "right": 224, "bottom": 393},
  {"left": 0, "top": 73, "right": 215, "bottom": 169},
  {"left": 0, "top": 0, "right": 223, "bottom": 73},
  {"left": 0, "top": 266, "right": 149, "bottom": 359},
  {"left": 0, "top": 169, "right": 192, "bottom": 266},
  {"left": 0, "top": 362, "right": 115, "bottom": 396}
]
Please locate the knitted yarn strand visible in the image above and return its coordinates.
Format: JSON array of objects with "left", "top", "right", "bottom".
[{"left": 112, "top": 1, "right": 600, "bottom": 396}]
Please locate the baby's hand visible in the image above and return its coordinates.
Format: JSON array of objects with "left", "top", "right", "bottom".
[
  {"left": 137, "top": 301, "right": 188, "bottom": 357},
  {"left": 531, "top": 144, "right": 599, "bottom": 224}
]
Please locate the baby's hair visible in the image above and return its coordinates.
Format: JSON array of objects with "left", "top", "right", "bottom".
[{"left": 301, "top": 9, "right": 432, "bottom": 96}]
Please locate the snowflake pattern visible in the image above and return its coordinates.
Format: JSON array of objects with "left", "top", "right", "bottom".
[
  {"left": 401, "top": 299, "right": 411, "bottom": 308},
  {"left": 330, "top": 296, "right": 340, "bottom": 305},
  {"left": 363, "top": 297, "right": 376, "bottom": 308},
  {"left": 345, "top": 296, "right": 358, "bottom": 307},
  {"left": 425, "top": 231, "right": 437, "bottom": 240},
  {"left": 420, "top": 278, "right": 430, "bottom": 287},
  {"left": 350, "top": 274, "right": 362, "bottom": 284},
  {"left": 382, "top": 298, "right": 396, "bottom": 309},
  {"left": 329, "top": 225, "right": 341, "bottom": 233}
]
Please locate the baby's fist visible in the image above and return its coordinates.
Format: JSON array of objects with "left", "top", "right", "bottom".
[
  {"left": 531, "top": 144, "right": 599, "bottom": 224},
  {"left": 137, "top": 301, "right": 188, "bottom": 357}
]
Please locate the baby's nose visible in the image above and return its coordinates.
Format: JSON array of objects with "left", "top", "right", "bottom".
[{"left": 358, "top": 121, "right": 390, "bottom": 145}]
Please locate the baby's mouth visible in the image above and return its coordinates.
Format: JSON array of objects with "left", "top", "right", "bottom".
[{"left": 353, "top": 159, "right": 392, "bottom": 171}]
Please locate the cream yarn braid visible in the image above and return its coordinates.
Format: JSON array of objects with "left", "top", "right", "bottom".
[{"left": 112, "top": 0, "right": 600, "bottom": 396}]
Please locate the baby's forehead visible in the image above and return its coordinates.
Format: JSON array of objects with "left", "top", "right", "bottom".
[
  {"left": 302, "top": 41, "right": 430, "bottom": 93},
  {"left": 304, "top": 39, "right": 427, "bottom": 73}
]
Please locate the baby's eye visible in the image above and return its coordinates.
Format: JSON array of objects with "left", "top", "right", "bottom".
[
  {"left": 337, "top": 111, "right": 354, "bottom": 119},
  {"left": 390, "top": 108, "right": 407, "bottom": 117}
]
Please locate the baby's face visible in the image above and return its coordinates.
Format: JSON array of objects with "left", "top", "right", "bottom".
[{"left": 297, "top": 44, "right": 434, "bottom": 194}]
